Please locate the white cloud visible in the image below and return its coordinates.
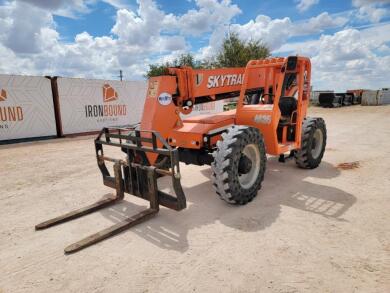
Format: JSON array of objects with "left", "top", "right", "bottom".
[
  {"left": 101, "top": 0, "right": 133, "bottom": 9},
  {"left": 111, "top": 1, "right": 165, "bottom": 47},
  {"left": 0, "top": 0, "right": 389, "bottom": 92},
  {"left": 110, "top": 0, "right": 241, "bottom": 49},
  {"left": 196, "top": 25, "right": 228, "bottom": 60},
  {"left": 110, "top": 0, "right": 240, "bottom": 53},
  {"left": 157, "top": 35, "right": 187, "bottom": 51},
  {"left": 231, "top": 15, "right": 292, "bottom": 50},
  {"left": 175, "top": 0, "right": 241, "bottom": 36},
  {"left": 19, "top": 0, "right": 133, "bottom": 14},
  {"left": 352, "top": 0, "right": 390, "bottom": 6},
  {"left": 18, "top": 0, "right": 91, "bottom": 11},
  {"left": 295, "top": 0, "right": 319, "bottom": 12},
  {"left": 0, "top": 4, "right": 114, "bottom": 77},
  {"left": 0, "top": 1, "right": 54, "bottom": 53},
  {"left": 0, "top": 0, "right": 193, "bottom": 79},
  {"left": 292, "top": 12, "right": 348, "bottom": 35},
  {"left": 276, "top": 23, "right": 390, "bottom": 91},
  {"left": 356, "top": 4, "right": 388, "bottom": 22},
  {"left": 377, "top": 43, "right": 390, "bottom": 53},
  {"left": 18, "top": 0, "right": 94, "bottom": 18},
  {"left": 352, "top": 0, "right": 390, "bottom": 23},
  {"left": 228, "top": 12, "right": 348, "bottom": 50}
]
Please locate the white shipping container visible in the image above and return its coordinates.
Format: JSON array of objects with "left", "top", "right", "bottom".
[
  {"left": 0, "top": 75, "right": 57, "bottom": 141},
  {"left": 378, "top": 90, "right": 390, "bottom": 105},
  {"left": 361, "top": 90, "right": 379, "bottom": 106},
  {"left": 57, "top": 78, "right": 147, "bottom": 135}
]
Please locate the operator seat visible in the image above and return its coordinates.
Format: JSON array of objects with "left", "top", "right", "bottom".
[{"left": 278, "top": 96, "right": 297, "bottom": 124}]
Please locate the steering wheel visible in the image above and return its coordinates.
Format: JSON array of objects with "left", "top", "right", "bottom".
[{"left": 260, "top": 93, "right": 275, "bottom": 104}]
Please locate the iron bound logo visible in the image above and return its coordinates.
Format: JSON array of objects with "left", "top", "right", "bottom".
[
  {"left": 0, "top": 89, "right": 7, "bottom": 101},
  {"left": 85, "top": 84, "right": 127, "bottom": 121},
  {"left": 0, "top": 88, "right": 24, "bottom": 126},
  {"left": 103, "top": 83, "right": 118, "bottom": 102}
]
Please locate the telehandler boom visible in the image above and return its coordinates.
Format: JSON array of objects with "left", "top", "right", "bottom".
[{"left": 36, "top": 56, "right": 327, "bottom": 253}]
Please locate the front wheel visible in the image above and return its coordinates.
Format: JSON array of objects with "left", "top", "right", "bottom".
[
  {"left": 211, "top": 126, "right": 267, "bottom": 205},
  {"left": 295, "top": 117, "right": 327, "bottom": 169}
]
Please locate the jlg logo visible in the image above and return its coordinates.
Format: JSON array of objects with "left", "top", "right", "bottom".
[
  {"left": 0, "top": 88, "right": 24, "bottom": 122},
  {"left": 207, "top": 74, "right": 244, "bottom": 89}
]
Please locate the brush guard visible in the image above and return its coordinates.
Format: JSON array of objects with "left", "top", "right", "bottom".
[{"left": 35, "top": 126, "right": 186, "bottom": 254}]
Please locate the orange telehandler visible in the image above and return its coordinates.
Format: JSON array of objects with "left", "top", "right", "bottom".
[{"left": 36, "top": 56, "right": 327, "bottom": 253}]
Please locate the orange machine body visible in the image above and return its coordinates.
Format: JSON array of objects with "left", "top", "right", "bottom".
[{"left": 140, "top": 56, "right": 311, "bottom": 165}]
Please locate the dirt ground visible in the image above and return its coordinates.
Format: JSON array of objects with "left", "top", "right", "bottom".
[{"left": 1, "top": 106, "right": 389, "bottom": 293}]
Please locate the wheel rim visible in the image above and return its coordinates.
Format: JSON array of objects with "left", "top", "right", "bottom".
[
  {"left": 238, "top": 144, "right": 260, "bottom": 189},
  {"left": 311, "top": 128, "right": 323, "bottom": 159}
]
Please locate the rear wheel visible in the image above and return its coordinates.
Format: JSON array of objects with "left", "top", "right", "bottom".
[
  {"left": 295, "top": 117, "right": 327, "bottom": 169},
  {"left": 211, "top": 126, "right": 266, "bottom": 205}
]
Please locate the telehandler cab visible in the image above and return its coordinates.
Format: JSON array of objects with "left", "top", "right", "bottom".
[{"left": 36, "top": 56, "right": 327, "bottom": 253}]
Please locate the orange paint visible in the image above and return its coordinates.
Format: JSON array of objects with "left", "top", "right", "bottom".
[{"left": 140, "top": 56, "right": 312, "bottom": 164}]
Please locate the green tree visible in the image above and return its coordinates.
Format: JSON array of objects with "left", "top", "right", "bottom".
[
  {"left": 145, "top": 53, "right": 200, "bottom": 78},
  {"left": 214, "top": 32, "right": 270, "bottom": 68},
  {"left": 145, "top": 34, "right": 270, "bottom": 77},
  {"left": 175, "top": 53, "right": 197, "bottom": 67},
  {"left": 145, "top": 63, "right": 170, "bottom": 78}
]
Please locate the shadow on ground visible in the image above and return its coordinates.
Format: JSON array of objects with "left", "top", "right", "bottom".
[{"left": 99, "top": 158, "right": 356, "bottom": 252}]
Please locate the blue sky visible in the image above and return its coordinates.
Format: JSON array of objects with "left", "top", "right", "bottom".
[
  {"left": 0, "top": 0, "right": 389, "bottom": 90},
  {"left": 53, "top": 1, "right": 354, "bottom": 38},
  {"left": 53, "top": 1, "right": 387, "bottom": 47}
]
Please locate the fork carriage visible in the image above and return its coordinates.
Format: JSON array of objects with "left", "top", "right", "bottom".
[{"left": 36, "top": 126, "right": 186, "bottom": 253}]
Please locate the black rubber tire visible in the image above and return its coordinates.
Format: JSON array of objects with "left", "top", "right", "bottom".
[
  {"left": 295, "top": 117, "right": 327, "bottom": 169},
  {"left": 211, "top": 126, "right": 267, "bottom": 205}
]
